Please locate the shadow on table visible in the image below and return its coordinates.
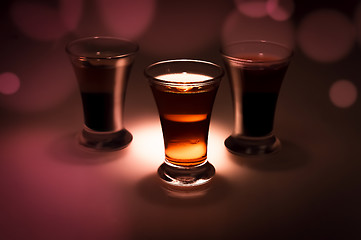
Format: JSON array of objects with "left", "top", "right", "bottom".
[
  {"left": 227, "top": 140, "right": 310, "bottom": 172},
  {"left": 136, "top": 173, "right": 231, "bottom": 206},
  {"left": 46, "top": 132, "right": 129, "bottom": 165}
]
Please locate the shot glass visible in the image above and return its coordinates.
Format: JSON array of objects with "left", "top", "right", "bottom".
[
  {"left": 145, "top": 59, "right": 223, "bottom": 187},
  {"left": 221, "top": 40, "right": 293, "bottom": 155},
  {"left": 66, "top": 36, "right": 138, "bottom": 151}
]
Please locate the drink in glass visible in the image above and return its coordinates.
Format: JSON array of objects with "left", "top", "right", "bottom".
[
  {"left": 145, "top": 59, "right": 223, "bottom": 187},
  {"left": 222, "top": 40, "right": 292, "bottom": 155},
  {"left": 66, "top": 36, "right": 138, "bottom": 151}
]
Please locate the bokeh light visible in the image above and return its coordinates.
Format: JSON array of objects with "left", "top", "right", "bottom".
[
  {"left": 0, "top": 47, "right": 77, "bottom": 113},
  {"left": 59, "top": 0, "right": 84, "bottom": 31},
  {"left": 140, "top": 0, "right": 229, "bottom": 57},
  {"left": 266, "top": 0, "right": 294, "bottom": 21},
  {"left": 10, "top": 0, "right": 82, "bottom": 41},
  {"left": 95, "top": 0, "right": 156, "bottom": 40},
  {"left": 234, "top": 0, "right": 269, "bottom": 18},
  {"left": 297, "top": 9, "right": 355, "bottom": 63},
  {"left": 0, "top": 72, "right": 21, "bottom": 95},
  {"left": 329, "top": 79, "right": 358, "bottom": 108},
  {"left": 222, "top": 9, "right": 295, "bottom": 49},
  {"left": 10, "top": 1, "right": 68, "bottom": 41}
]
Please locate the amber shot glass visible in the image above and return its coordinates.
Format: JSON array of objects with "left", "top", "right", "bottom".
[{"left": 145, "top": 59, "right": 223, "bottom": 187}]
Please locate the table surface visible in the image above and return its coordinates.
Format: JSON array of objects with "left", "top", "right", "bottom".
[{"left": 1, "top": 54, "right": 361, "bottom": 239}]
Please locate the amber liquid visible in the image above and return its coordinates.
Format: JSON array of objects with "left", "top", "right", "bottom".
[
  {"left": 226, "top": 54, "right": 289, "bottom": 137},
  {"left": 151, "top": 83, "right": 219, "bottom": 167}
]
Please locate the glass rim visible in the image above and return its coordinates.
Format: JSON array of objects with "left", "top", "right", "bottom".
[
  {"left": 221, "top": 40, "right": 293, "bottom": 64},
  {"left": 144, "top": 59, "right": 224, "bottom": 86},
  {"left": 65, "top": 36, "right": 139, "bottom": 59}
]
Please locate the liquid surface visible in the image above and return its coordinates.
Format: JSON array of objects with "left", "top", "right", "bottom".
[{"left": 157, "top": 72, "right": 212, "bottom": 82}]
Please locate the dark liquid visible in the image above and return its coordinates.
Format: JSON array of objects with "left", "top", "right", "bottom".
[
  {"left": 226, "top": 55, "right": 289, "bottom": 137},
  {"left": 151, "top": 83, "right": 219, "bottom": 166},
  {"left": 81, "top": 92, "right": 117, "bottom": 131},
  {"left": 72, "top": 60, "right": 132, "bottom": 132},
  {"left": 242, "top": 92, "right": 278, "bottom": 136}
]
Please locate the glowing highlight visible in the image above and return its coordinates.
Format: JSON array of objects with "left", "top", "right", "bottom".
[
  {"left": 164, "top": 114, "right": 207, "bottom": 122},
  {"left": 166, "top": 142, "right": 207, "bottom": 161}
]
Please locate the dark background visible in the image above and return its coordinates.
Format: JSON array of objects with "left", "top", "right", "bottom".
[{"left": 0, "top": 0, "right": 360, "bottom": 239}]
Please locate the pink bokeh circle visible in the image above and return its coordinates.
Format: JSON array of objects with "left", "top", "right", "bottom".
[
  {"left": 10, "top": 0, "right": 83, "bottom": 41},
  {"left": 140, "top": 0, "right": 228, "bottom": 57},
  {"left": 0, "top": 72, "right": 21, "bottom": 95},
  {"left": 297, "top": 9, "right": 355, "bottom": 63},
  {"left": 234, "top": 0, "right": 269, "bottom": 18},
  {"left": 329, "top": 79, "right": 358, "bottom": 108},
  {"left": 222, "top": 9, "right": 295, "bottom": 49},
  {"left": 267, "top": 0, "right": 295, "bottom": 21},
  {"left": 95, "top": 0, "right": 156, "bottom": 40}
]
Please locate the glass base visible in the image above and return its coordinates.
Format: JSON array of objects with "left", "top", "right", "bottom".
[
  {"left": 158, "top": 161, "right": 215, "bottom": 189},
  {"left": 225, "top": 134, "right": 281, "bottom": 156},
  {"left": 78, "top": 128, "right": 132, "bottom": 151}
]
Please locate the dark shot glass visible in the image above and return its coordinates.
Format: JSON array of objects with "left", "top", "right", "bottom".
[
  {"left": 222, "top": 40, "right": 293, "bottom": 155},
  {"left": 66, "top": 36, "right": 138, "bottom": 151},
  {"left": 145, "top": 59, "right": 223, "bottom": 188}
]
